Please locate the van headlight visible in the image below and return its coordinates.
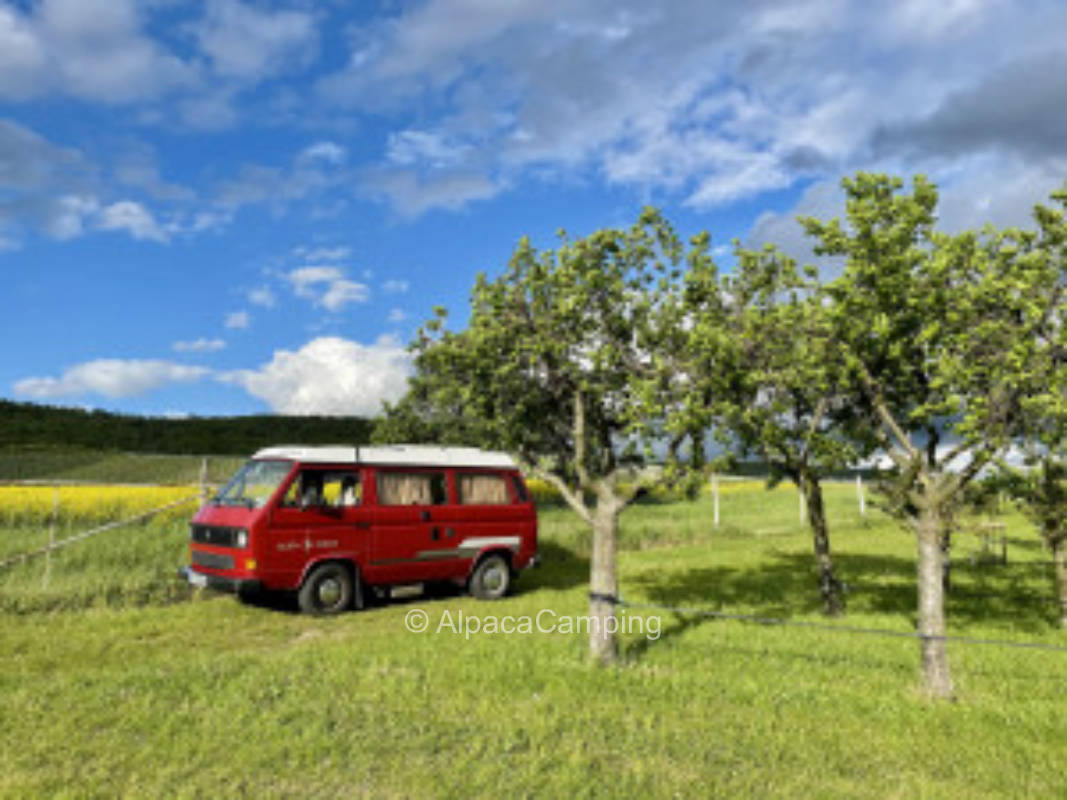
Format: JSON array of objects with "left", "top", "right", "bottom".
[{"left": 235, "top": 529, "right": 249, "bottom": 548}]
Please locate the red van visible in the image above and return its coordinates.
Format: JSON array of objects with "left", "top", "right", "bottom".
[{"left": 179, "top": 445, "right": 539, "bottom": 614}]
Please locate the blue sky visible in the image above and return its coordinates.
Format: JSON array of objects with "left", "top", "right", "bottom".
[{"left": 1, "top": 0, "right": 1064, "bottom": 418}]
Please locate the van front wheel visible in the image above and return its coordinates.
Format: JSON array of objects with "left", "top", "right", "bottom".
[
  {"left": 298, "top": 562, "right": 353, "bottom": 615},
  {"left": 469, "top": 554, "right": 511, "bottom": 600}
]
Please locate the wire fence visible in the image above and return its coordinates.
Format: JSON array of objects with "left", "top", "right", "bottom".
[
  {"left": 0, "top": 494, "right": 200, "bottom": 571},
  {"left": 592, "top": 592, "right": 1067, "bottom": 653}
]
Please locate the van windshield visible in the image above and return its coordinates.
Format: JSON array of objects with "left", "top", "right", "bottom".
[{"left": 214, "top": 459, "right": 292, "bottom": 508}]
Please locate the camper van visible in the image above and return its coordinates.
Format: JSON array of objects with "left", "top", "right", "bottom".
[{"left": 179, "top": 445, "right": 538, "bottom": 614}]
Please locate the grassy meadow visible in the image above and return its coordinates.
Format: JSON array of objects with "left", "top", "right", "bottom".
[{"left": 1, "top": 479, "right": 1065, "bottom": 797}]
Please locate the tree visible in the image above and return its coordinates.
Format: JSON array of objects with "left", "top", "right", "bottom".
[
  {"left": 998, "top": 189, "right": 1067, "bottom": 625},
  {"left": 702, "top": 243, "right": 873, "bottom": 615},
  {"left": 803, "top": 174, "right": 1063, "bottom": 698},
  {"left": 377, "top": 209, "right": 720, "bottom": 664}
]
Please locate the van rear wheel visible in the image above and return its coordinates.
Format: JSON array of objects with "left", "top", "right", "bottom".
[
  {"left": 298, "top": 562, "right": 353, "bottom": 615},
  {"left": 469, "top": 554, "right": 511, "bottom": 600}
]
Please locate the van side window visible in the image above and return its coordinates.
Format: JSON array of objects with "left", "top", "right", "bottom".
[
  {"left": 282, "top": 470, "right": 361, "bottom": 508},
  {"left": 458, "top": 473, "right": 510, "bottom": 505},
  {"left": 378, "top": 472, "right": 448, "bottom": 506}
]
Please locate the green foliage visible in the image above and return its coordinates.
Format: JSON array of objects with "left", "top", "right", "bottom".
[
  {"left": 377, "top": 208, "right": 718, "bottom": 510},
  {"left": 0, "top": 399, "right": 374, "bottom": 456},
  {"left": 805, "top": 174, "right": 1065, "bottom": 499}
]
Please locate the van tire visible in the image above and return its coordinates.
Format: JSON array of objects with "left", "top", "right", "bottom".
[
  {"left": 298, "top": 562, "right": 353, "bottom": 615},
  {"left": 469, "top": 554, "right": 511, "bottom": 600}
]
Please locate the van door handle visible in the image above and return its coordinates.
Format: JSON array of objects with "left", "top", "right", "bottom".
[
  {"left": 420, "top": 510, "right": 431, "bottom": 521},
  {"left": 355, "top": 522, "right": 371, "bottom": 529},
  {"left": 430, "top": 527, "right": 439, "bottom": 541}
]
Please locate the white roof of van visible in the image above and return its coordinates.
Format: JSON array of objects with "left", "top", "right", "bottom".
[{"left": 252, "top": 444, "right": 517, "bottom": 469}]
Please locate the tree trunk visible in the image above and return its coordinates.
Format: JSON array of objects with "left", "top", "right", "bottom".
[
  {"left": 801, "top": 473, "right": 843, "bottom": 616},
  {"left": 1051, "top": 537, "right": 1067, "bottom": 629},
  {"left": 589, "top": 496, "right": 619, "bottom": 665},
  {"left": 915, "top": 501, "right": 953, "bottom": 699}
]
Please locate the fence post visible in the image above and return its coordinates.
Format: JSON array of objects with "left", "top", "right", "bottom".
[
  {"left": 712, "top": 473, "right": 720, "bottom": 527},
  {"left": 43, "top": 487, "right": 57, "bottom": 587},
  {"left": 199, "top": 457, "right": 209, "bottom": 505},
  {"left": 856, "top": 473, "right": 866, "bottom": 516}
]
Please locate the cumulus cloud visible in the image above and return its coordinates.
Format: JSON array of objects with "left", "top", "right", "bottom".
[
  {"left": 286, "top": 266, "right": 369, "bottom": 312},
  {"left": 387, "top": 308, "right": 407, "bottom": 323},
  {"left": 225, "top": 311, "right": 250, "bottom": 329},
  {"left": 382, "top": 279, "right": 409, "bottom": 294},
  {"left": 0, "top": 0, "right": 194, "bottom": 103},
  {"left": 173, "top": 338, "right": 226, "bottom": 353},
  {"left": 14, "top": 359, "right": 209, "bottom": 399},
  {"left": 97, "top": 200, "right": 169, "bottom": 242},
  {"left": 221, "top": 336, "right": 412, "bottom": 416},
  {"left": 195, "top": 0, "right": 318, "bottom": 80},
  {"left": 872, "top": 50, "right": 1067, "bottom": 162},
  {"left": 315, "top": 0, "right": 1066, "bottom": 223}
]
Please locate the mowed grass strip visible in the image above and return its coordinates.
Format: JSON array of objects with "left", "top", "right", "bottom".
[{"left": 1, "top": 482, "right": 1065, "bottom": 798}]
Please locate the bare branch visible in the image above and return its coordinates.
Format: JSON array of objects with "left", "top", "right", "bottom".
[{"left": 515, "top": 456, "right": 593, "bottom": 524}]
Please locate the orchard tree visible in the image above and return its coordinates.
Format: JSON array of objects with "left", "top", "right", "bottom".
[
  {"left": 1000, "top": 189, "right": 1067, "bottom": 625},
  {"left": 378, "top": 209, "right": 723, "bottom": 664},
  {"left": 703, "top": 243, "right": 873, "bottom": 615},
  {"left": 803, "top": 174, "right": 1064, "bottom": 698}
]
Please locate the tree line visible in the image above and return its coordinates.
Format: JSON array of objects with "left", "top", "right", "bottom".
[
  {"left": 0, "top": 400, "right": 374, "bottom": 456},
  {"left": 375, "top": 173, "right": 1066, "bottom": 700}
]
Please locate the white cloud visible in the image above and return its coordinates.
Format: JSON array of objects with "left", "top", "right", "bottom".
[
  {"left": 382, "top": 279, "right": 409, "bottom": 294},
  {"left": 44, "top": 194, "right": 100, "bottom": 240},
  {"left": 287, "top": 266, "right": 369, "bottom": 312},
  {"left": 319, "top": 279, "right": 370, "bottom": 312},
  {"left": 173, "top": 338, "right": 226, "bottom": 353},
  {"left": 363, "top": 168, "right": 500, "bottom": 218},
  {"left": 97, "top": 200, "right": 169, "bottom": 242},
  {"left": 299, "top": 141, "right": 347, "bottom": 166},
  {"left": 221, "top": 336, "right": 412, "bottom": 416},
  {"left": 247, "top": 286, "right": 275, "bottom": 308},
  {"left": 316, "top": 0, "right": 1065, "bottom": 222},
  {"left": 195, "top": 0, "right": 318, "bottom": 80},
  {"left": 0, "top": 0, "right": 195, "bottom": 103},
  {"left": 387, "top": 130, "right": 470, "bottom": 168},
  {"left": 225, "top": 311, "right": 250, "bottom": 329},
  {"left": 14, "top": 359, "right": 209, "bottom": 399},
  {"left": 387, "top": 307, "right": 407, "bottom": 323},
  {"left": 292, "top": 245, "right": 351, "bottom": 261}
]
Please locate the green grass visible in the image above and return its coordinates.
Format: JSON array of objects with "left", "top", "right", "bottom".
[
  {"left": 0, "top": 447, "right": 243, "bottom": 484},
  {"left": 1, "top": 482, "right": 1066, "bottom": 798}
]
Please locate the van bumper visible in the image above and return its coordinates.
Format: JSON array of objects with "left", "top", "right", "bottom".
[{"left": 179, "top": 566, "right": 262, "bottom": 597}]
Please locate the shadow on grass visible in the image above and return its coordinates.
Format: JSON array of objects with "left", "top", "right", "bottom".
[
  {"left": 237, "top": 539, "right": 590, "bottom": 616},
  {"left": 623, "top": 548, "right": 1062, "bottom": 660}
]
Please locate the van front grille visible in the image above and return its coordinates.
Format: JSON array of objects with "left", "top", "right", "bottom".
[{"left": 192, "top": 550, "right": 235, "bottom": 570}]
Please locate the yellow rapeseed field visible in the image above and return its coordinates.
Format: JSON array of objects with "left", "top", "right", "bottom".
[{"left": 0, "top": 484, "right": 201, "bottom": 527}]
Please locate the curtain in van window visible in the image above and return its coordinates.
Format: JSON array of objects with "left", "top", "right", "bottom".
[
  {"left": 378, "top": 473, "right": 433, "bottom": 505},
  {"left": 459, "top": 474, "right": 509, "bottom": 505}
]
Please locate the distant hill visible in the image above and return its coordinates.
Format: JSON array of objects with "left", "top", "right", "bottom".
[{"left": 0, "top": 400, "right": 374, "bottom": 456}]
